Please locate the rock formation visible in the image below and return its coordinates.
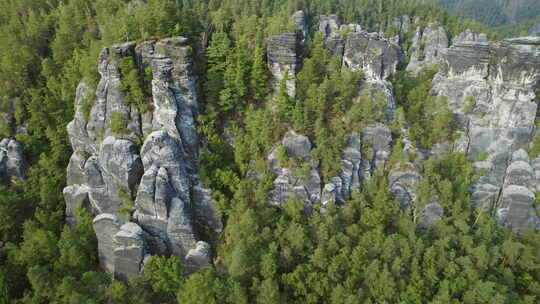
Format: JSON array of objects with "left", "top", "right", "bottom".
[
  {"left": 267, "top": 32, "right": 300, "bottom": 98},
  {"left": 318, "top": 15, "right": 401, "bottom": 120},
  {"left": 268, "top": 131, "right": 321, "bottom": 207},
  {"left": 93, "top": 214, "right": 146, "bottom": 281},
  {"left": 406, "top": 23, "right": 449, "bottom": 72},
  {"left": 0, "top": 138, "right": 25, "bottom": 180},
  {"left": 433, "top": 33, "right": 540, "bottom": 231},
  {"left": 64, "top": 37, "right": 221, "bottom": 280}
]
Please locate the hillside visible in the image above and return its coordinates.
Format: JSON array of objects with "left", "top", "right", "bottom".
[
  {"left": 431, "top": 0, "right": 540, "bottom": 27},
  {"left": 0, "top": 1, "right": 539, "bottom": 303}
]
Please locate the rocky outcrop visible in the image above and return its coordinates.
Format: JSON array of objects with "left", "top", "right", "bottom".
[
  {"left": 495, "top": 150, "right": 540, "bottom": 232},
  {"left": 318, "top": 15, "right": 401, "bottom": 121},
  {"left": 267, "top": 32, "right": 300, "bottom": 97},
  {"left": 322, "top": 124, "right": 393, "bottom": 206},
  {"left": 268, "top": 131, "right": 321, "bottom": 207},
  {"left": 185, "top": 241, "right": 212, "bottom": 273},
  {"left": 433, "top": 32, "right": 540, "bottom": 231},
  {"left": 389, "top": 164, "right": 422, "bottom": 211},
  {"left": 93, "top": 214, "right": 146, "bottom": 281},
  {"left": 292, "top": 10, "right": 308, "bottom": 41},
  {"left": 321, "top": 134, "right": 362, "bottom": 206},
  {"left": 65, "top": 37, "right": 221, "bottom": 280},
  {"left": 342, "top": 31, "right": 401, "bottom": 81},
  {"left": 406, "top": 23, "right": 449, "bottom": 72},
  {"left": 0, "top": 138, "right": 25, "bottom": 180},
  {"left": 418, "top": 203, "right": 444, "bottom": 229}
]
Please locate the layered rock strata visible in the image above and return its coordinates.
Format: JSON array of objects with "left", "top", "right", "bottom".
[{"left": 433, "top": 33, "right": 540, "bottom": 231}]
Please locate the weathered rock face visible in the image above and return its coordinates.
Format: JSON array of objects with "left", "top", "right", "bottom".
[
  {"left": 418, "top": 203, "right": 444, "bottom": 229},
  {"left": 267, "top": 32, "right": 300, "bottom": 97},
  {"left": 433, "top": 33, "right": 540, "bottom": 231},
  {"left": 185, "top": 241, "right": 212, "bottom": 273},
  {"left": 322, "top": 134, "right": 362, "bottom": 206},
  {"left": 268, "top": 131, "right": 321, "bottom": 207},
  {"left": 93, "top": 214, "right": 146, "bottom": 281},
  {"left": 292, "top": 10, "right": 308, "bottom": 41},
  {"left": 0, "top": 138, "right": 25, "bottom": 180},
  {"left": 65, "top": 37, "right": 221, "bottom": 279},
  {"left": 495, "top": 150, "right": 540, "bottom": 232},
  {"left": 407, "top": 23, "right": 449, "bottom": 72},
  {"left": 270, "top": 126, "right": 391, "bottom": 209},
  {"left": 342, "top": 30, "right": 402, "bottom": 81},
  {"left": 389, "top": 164, "right": 422, "bottom": 211}
]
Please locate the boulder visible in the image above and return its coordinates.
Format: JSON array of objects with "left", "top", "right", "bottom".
[
  {"left": 185, "top": 241, "right": 212, "bottom": 273},
  {"left": 418, "top": 203, "right": 445, "bottom": 229}
]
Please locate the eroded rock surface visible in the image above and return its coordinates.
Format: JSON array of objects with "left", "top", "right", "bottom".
[
  {"left": 495, "top": 150, "right": 540, "bottom": 232},
  {"left": 267, "top": 32, "right": 300, "bottom": 98},
  {"left": 407, "top": 23, "right": 448, "bottom": 72},
  {"left": 65, "top": 37, "right": 220, "bottom": 279},
  {"left": 318, "top": 15, "right": 400, "bottom": 122},
  {"left": 433, "top": 33, "right": 540, "bottom": 231},
  {"left": 268, "top": 131, "right": 321, "bottom": 207}
]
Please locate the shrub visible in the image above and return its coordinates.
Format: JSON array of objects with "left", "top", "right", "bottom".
[{"left": 110, "top": 112, "right": 130, "bottom": 135}]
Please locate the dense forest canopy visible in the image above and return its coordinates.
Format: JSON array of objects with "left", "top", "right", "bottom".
[{"left": 0, "top": 0, "right": 539, "bottom": 303}]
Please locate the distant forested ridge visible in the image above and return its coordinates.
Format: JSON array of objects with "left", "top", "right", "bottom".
[{"left": 429, "top": 0, "right": 540, "bottom": 27}]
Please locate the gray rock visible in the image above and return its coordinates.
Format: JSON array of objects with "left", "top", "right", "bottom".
[
  {"left": 134, "top": 165, "right": 171, "bottom": 235},
  {"left": 65, "top": 37, "right": 221, "bottom": 278},
  {"left": 185, "top": 241, "right": 212, "bottom": 273},
  {"left": 0, "top": 138, "right": 25, "bottom": 180},
  {"left": 63, "top": 185, "right": 90, "bottom": 227},
  {"left": 389, "top": 166, "right": 422, "bottom": 211},
  {"left": 192, "top": 183, "right": 223, "bottom": 234},
  {"left": 98, "top": 136, "right": 143, "bottom": 203},
  {"left": 323, "top": 134, "right": 363, "bottom": 205},
  {"left": 93, "top": 214, "right": 146, "bottom": 281},
  {"left": 393, "top": 15, "right": 411, "bottom": 34},
  {"left": 432, "top": 32, "right": 540, "bottom": 231},
  {"left": 319, "top": 14, "right": 341, "bottom": 38},
  {"left": 361, "top": 124, "right": 393, "bottom": 175},
  {"left": 282, "top": 130, "right": 311, "bottom": 160},
  {"left": 497, "top": 185, "right": 539, "bottom": 232},
  {"left": 267, "top": 32, "right": 299, "bottom": 97},
  {"left": 407, "top": 23, "right": 448, "bottom": 72},
  {"left": 93, "top": 214, "right": 123, "bottom": 274},
  {"left": 343, "top": 30, "right": 401, "bottom": 81},
  {"left": 268, "top": 132, "right": 321, "bottom": 207},
  {"left": 292, "top": 10, "right": 308, "bottom": 41},
  {"left": 418, "top": 203, "right": 444, "bottom": 229}
]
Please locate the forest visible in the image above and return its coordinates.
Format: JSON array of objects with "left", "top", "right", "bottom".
[
  {"left": 430, "top": 0, "right": 540, "bottom": 27},
  {"left": 0, "top": 0, "right": 539, "bottom": 303}
]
